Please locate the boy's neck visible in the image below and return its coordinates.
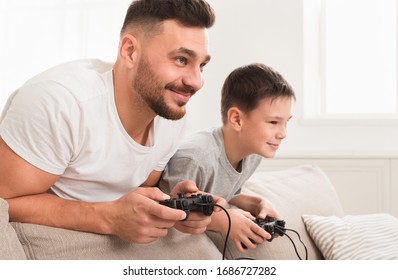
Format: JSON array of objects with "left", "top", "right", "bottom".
[{"left": 221, "top": 126, "right": 247, "bottom": 171}]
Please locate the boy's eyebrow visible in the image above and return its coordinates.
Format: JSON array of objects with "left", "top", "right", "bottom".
[
  {"left": 269, "top": 115, "right": 293, "bottom": 121},
  {"left": 170, "top": 47, "right": 211, "bottom": 63}
]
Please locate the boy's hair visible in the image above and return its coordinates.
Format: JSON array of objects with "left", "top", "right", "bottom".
[
  {"left": 121, "top": 0, "right": 215, "bottom": 36},
  {"left": 221, "top": 63, "right": 296, "bottom": 124}
]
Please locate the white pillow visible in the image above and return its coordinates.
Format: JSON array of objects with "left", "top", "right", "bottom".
[{"left": 302, "top": 213, "right": 398, "bottom": 260}]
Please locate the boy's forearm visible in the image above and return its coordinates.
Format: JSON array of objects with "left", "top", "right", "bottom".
[
  {"left": 207, "top": 210, "right": 229, "bottom": 233},
  {"left": 229, "top": 194, "right": 263, "bottom": 215}
]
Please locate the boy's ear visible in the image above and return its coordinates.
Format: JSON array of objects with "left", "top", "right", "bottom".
[
  {"left": 119, "top": 34, "right": 139, "bottom": 67},
  {"left": 227, "top": 107, "right": 243, "bottom": 131}
]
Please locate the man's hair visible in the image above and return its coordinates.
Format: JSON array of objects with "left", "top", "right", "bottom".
[
  {"left": 120, "top": 0, "right": 215, "bottom": 35},
  {"left": 221, "top": 63, "right": 296, "bottom": 124}
]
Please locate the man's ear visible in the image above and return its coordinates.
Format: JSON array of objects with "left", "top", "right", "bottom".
[
  {"left": 119, "top": 34, "right": 138, "bottom": 67},
  {"left": 227, "top": 107, "right": 244, "bottom": 131}
]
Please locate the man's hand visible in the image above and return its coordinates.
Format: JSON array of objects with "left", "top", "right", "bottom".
[
  {"left": 168, "top": 180, "right": 227, "bottom": 234},
  {"left": 108, "top": 187, "right": 187, "bottom": 243}
]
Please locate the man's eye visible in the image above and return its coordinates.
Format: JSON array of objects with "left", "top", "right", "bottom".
[
  {"left": 270, "top": 121, "right": 278, "bottom": 125},
  {"left": 176, "top": 57, "right": 187, "bottom": 65},
  {"left": 200, "top": 62, "right": 207, "bottom": 69}
]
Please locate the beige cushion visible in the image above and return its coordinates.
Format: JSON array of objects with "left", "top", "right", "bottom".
[
  {"left": 0, "top": 198, "right": 27, "bottom": 259},
  {"left": 11, "top": 222, "right": 222, "bottom": 260},
  {"left": 207, "top": 164, "right": 344, "bottom": 260},
  {"left": 302, "top": 213, "right": 398, "bottom": 260}
]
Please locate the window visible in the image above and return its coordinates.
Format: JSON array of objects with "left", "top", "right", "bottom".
[
  {"left": 0, "top": 0, "right": 131, "bottom": 111},
  {"left": 303, "top": 0, "right": 398, "bottom": 121}
]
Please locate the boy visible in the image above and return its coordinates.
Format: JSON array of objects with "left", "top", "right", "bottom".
[{"left": 159, "top": 63, "right": 295, "bottom": 252}]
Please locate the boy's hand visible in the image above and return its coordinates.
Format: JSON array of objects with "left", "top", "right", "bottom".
[
  {"left": 256, "top": 198, "right": 281, "bottom": 220},
  {"left": 227, "top": 208, "right": 272, "bottom": 252}
]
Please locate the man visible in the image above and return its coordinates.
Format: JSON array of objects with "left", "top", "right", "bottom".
[{"left": 0, "top": 0, "right": 223, "bottom": 245}]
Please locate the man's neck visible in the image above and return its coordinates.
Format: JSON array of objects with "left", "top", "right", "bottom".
[{"left": 112, "top": 66, "right": 156, "bottom": 145}]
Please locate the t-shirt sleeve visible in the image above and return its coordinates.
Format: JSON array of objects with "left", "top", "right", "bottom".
[
  {"left": 0, "top": 82, "right": 81, "bottom": 175},
  {"left": 158, "top": 156, "right": 205, "bottom": 194}
]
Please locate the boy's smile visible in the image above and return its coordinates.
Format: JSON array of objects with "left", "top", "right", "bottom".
[
  {"left": 240, "top": 96, "right": 293, "bottom": 159},
  {"left": 267, "top": 142, "right": 280, "bottom": 151}
]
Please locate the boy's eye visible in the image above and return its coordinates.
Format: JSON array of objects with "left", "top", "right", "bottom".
[{"left": 270, "top": 121, "right": 278, "bottom": 125}]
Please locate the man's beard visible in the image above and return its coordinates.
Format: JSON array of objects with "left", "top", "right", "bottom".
[{"left": 133, "top": 56, "right": 196, "bottom": 120}]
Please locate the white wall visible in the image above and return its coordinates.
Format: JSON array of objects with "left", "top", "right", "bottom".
[
  {"left": 188, "top": 0, "right": 303, "bottom": 138},
  {"left": 2, "top": 0, "right": 398, "bottom": 158},
  {"left": 0, "top": 0, "right": 130, "bottom": 110},
  {"left": 191, "top": 0, "right": 398, "bottom": 158}
]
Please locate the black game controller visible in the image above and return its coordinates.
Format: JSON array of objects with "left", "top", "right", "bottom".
[
  {"left": 255, "top": 217, "right": 286, "bottom": 241},
  {"left": 159, "top": 192, "right": 214, "bottom": 221}
]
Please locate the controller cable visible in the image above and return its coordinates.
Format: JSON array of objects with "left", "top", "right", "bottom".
[
  {"left": 275, "top": 225, "right": 308, "bottom": 260},
  {"left": 213, "top": 203, "right": 308, "bottom": 260},
  {"left": 213, "top": 204, "right": 231, "bottom": 260}
]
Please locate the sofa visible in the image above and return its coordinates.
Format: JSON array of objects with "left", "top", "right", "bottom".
[{"left": 1, "top": 164, "right": 398, "bottom": 260}]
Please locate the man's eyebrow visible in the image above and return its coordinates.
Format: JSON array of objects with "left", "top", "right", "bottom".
[{"left": 170, "top": 47, "right": 211, "bottom": 62}]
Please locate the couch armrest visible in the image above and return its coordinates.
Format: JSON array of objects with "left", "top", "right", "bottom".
[
  {"left": 207, "top": 164, "right": 344, "bottom": 260},
  {"left": 0, "top": 198, "right": 27, "bottom": 259}
]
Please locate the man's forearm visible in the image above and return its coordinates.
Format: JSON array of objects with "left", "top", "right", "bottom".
[{"left": 7, "top": 193, "right": 112, "bottom": 235}]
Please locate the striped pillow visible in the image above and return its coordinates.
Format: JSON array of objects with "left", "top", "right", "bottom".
[{"left": 302, "top": 213, "right": 398, "bottom": 260}]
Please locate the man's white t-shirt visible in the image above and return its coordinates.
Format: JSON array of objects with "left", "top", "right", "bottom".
[{"left": 0, "top": 59, "right": 187, "bottom": 202}]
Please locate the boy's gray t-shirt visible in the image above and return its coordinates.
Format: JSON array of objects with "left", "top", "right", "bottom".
[{"left": 159, "top": 127, "right": 262, "bottom": 201}]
